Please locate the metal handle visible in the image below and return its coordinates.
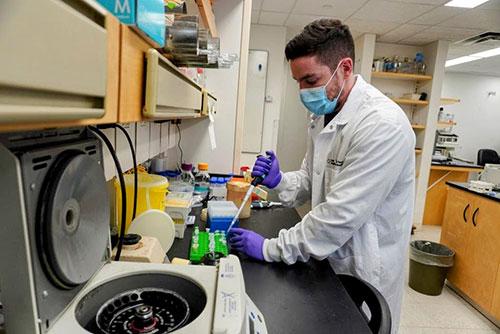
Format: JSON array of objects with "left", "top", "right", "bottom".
[
  {"left": 0, "top": 105, "right": 104, "bottom": 123},
  {"left": 463, "top": 203, "right": 470, "bottom": 222},
  {"left": 472, "top": 208, "right": 479, "bottom": 227}
]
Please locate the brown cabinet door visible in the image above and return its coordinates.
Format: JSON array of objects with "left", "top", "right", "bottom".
[
  {"left": 440, "top": 187, "right": 473, "bottom": 292},
  {"left": 464, "top": 196, "right": 500, "bottom": 312},
  {"left": 491, "top": 265, "right": 500, "bottom": 321},
  {"left": 119, "top": 26, "right": 151, "bottom": 123}
]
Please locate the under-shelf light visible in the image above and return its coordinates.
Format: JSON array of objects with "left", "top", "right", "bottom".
[
  {"left": 445, "top": 0, "right": 490, "bottom": 8},
  {"left": 445, "top": 47, "right": 500, "bottom": 67}
]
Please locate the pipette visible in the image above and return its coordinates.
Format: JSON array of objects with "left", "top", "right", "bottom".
[{"left": 226, "top": 175, "right": 264, "bottom": 233}]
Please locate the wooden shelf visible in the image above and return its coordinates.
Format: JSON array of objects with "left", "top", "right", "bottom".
[
  {"left": 393, "top": 98, "right": 429, "bottom": 106},
  {"left": 372, "top": 71, "right": 432, "bottom": 81},
  {"left": 440, "top": 97, "right": 460, "bottom": 105},
  {"left": 415, "top": 149, "right": 423, "bottom": 155},
  {"left": 412, "top": 124, "right": 426, "bottom": 130},
  {"left": 195, "top": 0, "right": 218, "bottom": 37},
  {"left": 437, "top": 121, "right": 456, "bottom": 128}
]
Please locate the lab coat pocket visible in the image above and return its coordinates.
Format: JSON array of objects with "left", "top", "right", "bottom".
[{"left": 324, "top": 165, "right": 341, "bottom": 194}]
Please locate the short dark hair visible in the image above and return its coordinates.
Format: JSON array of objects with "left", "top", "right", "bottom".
[{"left": 285, "top": 19, "right": 355, "bottom": 71}]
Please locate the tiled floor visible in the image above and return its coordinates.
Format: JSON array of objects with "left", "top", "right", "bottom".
[
  {"left": 293, "top": 206, "right": 499, "bottom": 333},
  {"left": 400, "top": 225, "right": 499, "bottom": 334}
]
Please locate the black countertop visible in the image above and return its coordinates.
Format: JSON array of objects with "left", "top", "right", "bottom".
[
  {"left": 447, "top": 182, "right": 500, "bottom": 203},
  {"left": 432, "top": 160, "right": 482, "bottom": 169},
  {"left": 168, "top": 207, "right": 372, "bottom": 334}
]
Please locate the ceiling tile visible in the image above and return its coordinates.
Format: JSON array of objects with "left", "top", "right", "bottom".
[
  {"left": 285, "top": 14, "right": 323, "bottom": 27},
  {"left": 411, "top": 26, "right": 484, "bottom": 43},
  {"left": 352, "top": 0, "right": 435, "bottom": 23},
  {"left": 399, "top": 36, "right": 436, "bottom": 45},
  {"left": 410, "top": 6, "right": 465, "bottom": 25},
  {"left": 251, "top": 10, "right": 260, "bottom": 24},
  {"left": 252, "top": 0, "right": 263, "bottom": 11},
  {"left": 259, "top": 11, "right": 289, "bottom": 25},
  {"left": 261, "top": 0, "right": 296, "bottom": 13},
  {"left": 345, "top": 18, "right": 400, "bottom": 35},
  {"left": 292, "top": 0, "right": 368, "bottom": 19},
  {"left": 387, "top": 0, "right": 447, "bottom": 4},
  {"left": 439, "top": 9, "right": 500, "bottom": 31},
  {"left": 378, "top": 24, "right": 431, "bottom": 43}
]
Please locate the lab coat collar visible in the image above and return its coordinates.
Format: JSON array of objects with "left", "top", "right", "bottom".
[{"left": 319, "top": 75, "right": 366, "bottom": 133}]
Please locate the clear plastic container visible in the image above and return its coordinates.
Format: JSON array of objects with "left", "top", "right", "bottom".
[
  {"left": 165, "top": 191, "right": 193, "bottom": 226},
  {"left": 209, "top": 177, "right": 227, "bottom": 201},
  {"left": 180, "top": 163, "right": 195, "bottom": 185},
  {"left": 207, "top": 201, "right": 238, "bottom": 219},
  {"left": 207, "top": 201, "right": 238, "bottom": 232},
  {"left": 194, "top": 162, "right": 210, "bottom": 199}
]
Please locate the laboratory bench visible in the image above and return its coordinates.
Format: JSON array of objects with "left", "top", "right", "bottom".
[
  {"left": 423, "top": 161, "right": 483, "bottom": 225},
  {"left": 168, "top": 207, "right": 372, "bottom": 334},
  {"left": 440, "top": 182, "right": 500, "bottom": 325}
]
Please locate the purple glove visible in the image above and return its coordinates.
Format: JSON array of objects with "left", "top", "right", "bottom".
[
  {"left": 251, "top": 150, "right": 282, "bottom": 189},
  {"left": 228, "top": 228, "right": 265, "bottom": 261}
]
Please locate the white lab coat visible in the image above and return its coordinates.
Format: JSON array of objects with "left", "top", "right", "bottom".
[{"left": 263, "top": 75, "right": 415, "bottom": 333}]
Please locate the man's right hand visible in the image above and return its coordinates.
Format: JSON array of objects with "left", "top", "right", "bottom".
[{"left": 252, "top": 150, "right": 282, "bottom": 189}]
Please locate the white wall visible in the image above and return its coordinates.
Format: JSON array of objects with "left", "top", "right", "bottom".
[
  {"left": 179, "top": 0, "right": 245, "bottom": 173},
  {"left": 441, "top": 72, "right": 500, "bottom": 162},
  {"left": 240, "top": 24, "right": 287, "bottom": 167},
  {"left": 276, "top": 26, "right": 310, "bottom": 172}
]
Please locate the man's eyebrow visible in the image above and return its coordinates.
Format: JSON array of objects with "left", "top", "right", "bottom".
[{"left": 296, "top": 74, "right": 315, "bottom": 82}]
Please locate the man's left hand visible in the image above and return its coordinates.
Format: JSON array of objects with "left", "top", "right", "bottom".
[{"left": 228, "top": 228, "right": 265, "bottom": 261}]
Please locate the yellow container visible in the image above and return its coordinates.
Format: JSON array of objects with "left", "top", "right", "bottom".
[
  {"left": 115, "top": 173, "right": 169, "bottom": 232},
  {"left": 227, "top": 180, "right": 251, "bottom": 219}
]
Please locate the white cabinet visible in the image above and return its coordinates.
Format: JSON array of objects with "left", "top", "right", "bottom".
[
  {"left": 135, "top": 121, "right": 150, "bottom": 164},
  {"left": 0, "top": 0, "right": 108, "bottom": 122},
  {"left": 115, "top": 123, "right": 136, "bottom": 172},
  {"left": 144, "top": 50, "right": 203, "bottom": 119}
]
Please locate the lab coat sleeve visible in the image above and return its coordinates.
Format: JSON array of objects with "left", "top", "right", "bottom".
[
  {"left": 273, "top": 144, "right": 312, "bottom": 207},
  {"left": 263, "top": 120, "right": 414, "bottom": 264}
]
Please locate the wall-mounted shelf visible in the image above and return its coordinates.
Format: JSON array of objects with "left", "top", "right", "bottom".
[
  {"left": 372, "top": 71, "right": 432, "bottom": 81},
  {"left": 412, "top": 124, "right": 426, "bottom": 130},
  {"left": 195, "top": 0, "right": 218, "bottom": 37},
  {"left": 440, "top": 97, "right": 460, "bottom": 105},
  {"left": 437, "top": 121, "right": 456, "bottom": 128},
  {"left": 415, "top": 148, "right": 423, "bottom": 155},
  {"left": 393, "top": 98, "right": 429, "bottom": 106}
]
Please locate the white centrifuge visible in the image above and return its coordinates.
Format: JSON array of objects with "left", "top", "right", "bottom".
[{"left": 0, "top": 128, "right": 266, "bottom": 334}]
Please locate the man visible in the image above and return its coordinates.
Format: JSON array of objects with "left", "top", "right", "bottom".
[{"left": 229, "top": 19, "right": 415, "bottom": 332}]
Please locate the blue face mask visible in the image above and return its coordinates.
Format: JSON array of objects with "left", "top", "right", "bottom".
[{"left": 299, "top": 62, "right": 345, "bottom": 115}]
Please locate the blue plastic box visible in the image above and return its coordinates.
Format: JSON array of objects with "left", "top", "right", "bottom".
[
  {"left": 207, "top": 201, "right": 239, "bottom": 232},
  {"left": 97, "top": 0, "right": 165, "bottom": 47},
  {"left": 208, "top": 217, "right": 239, "bottom": 232}
]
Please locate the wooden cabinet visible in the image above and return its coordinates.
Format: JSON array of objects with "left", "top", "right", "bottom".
[
  {"left": 441, "top": 187, "right": 472, "bottom": 291},
  {"left": 118, "top": 26, "right": 152, "bottom": 123},
  {"left": 119, "top": 27, "right": 205, "bottom": 122},
  {"left": 492, "top": 265, "right": 500, "bottom": 320},
  {"left": 424, "top": 166, "right": 482, "bottom": 226},
  {"left": 441, "top": 186, "right": 500, "bottom": 320},
  {"left": 0, "top": 1, "right": 120, "bottom": 132}
]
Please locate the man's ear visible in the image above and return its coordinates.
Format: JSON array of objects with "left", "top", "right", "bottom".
[{"left": 341, "top": 58, "right": 354, "bottom": 77}]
